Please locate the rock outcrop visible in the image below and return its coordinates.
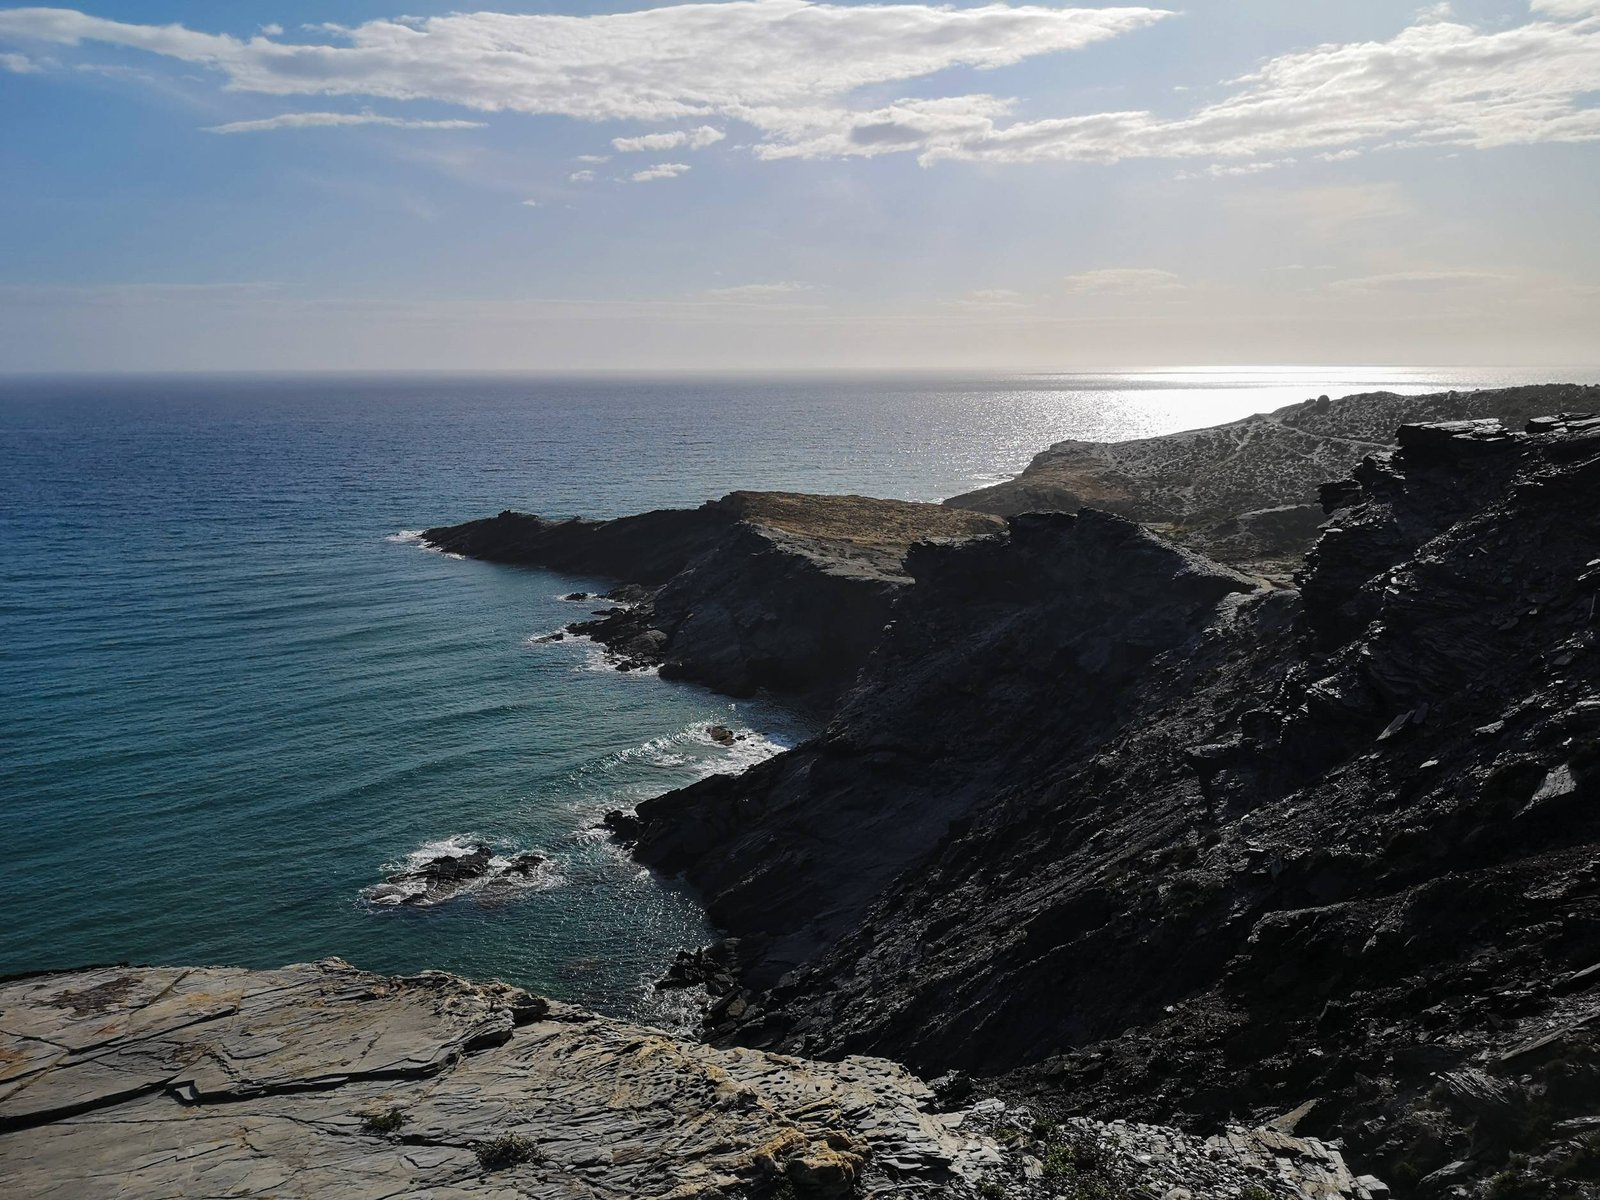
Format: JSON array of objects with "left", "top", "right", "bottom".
[
  {"left": 425, "top": 491, "right": 1001, "bottom": 711},
  {"left": 611, "top": 414, "right": 1600, "bottom": 1198},
  {"left": 0, "top": 960, "right": 1376, "bottom": 1199},
  {"left": 946, "top": 383, "right": 1600, "bottom": 570}
]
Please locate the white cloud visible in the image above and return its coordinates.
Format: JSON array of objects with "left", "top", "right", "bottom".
[
  {"left": 948, "top": 288, "right": 1028, "bottom": 309},
  {"left": 202, "top": 110, "right": 486, "bottom": 134},
  {"left": 1061, "top": 268, "right": 1185, "bottom": 294},
  {"left": 612, "top": 125, "right": 725, "bottom": 153},
  {"left": 520, "top": 198, "right": 541, "bottom": 207},
  {"left": 631, "top": 162, "right": 691, "bottom": 182},
  {"left": 702, "top": 281, "right": 815, "bottom": 300},
  {"left": 0, "top": 50, "right": 39, "bottom": 72},
  {"left": 3, "top": 1, "right": 1596, "bottom": 172},
  {"left": 0, "top": 4, "right": 1168, "bottom": 118},
  {"left": 1327, "top": 269, "right": 1510, "bottom": 292},
  {"left": 260, "top": 23, "right": 284, "bottom": 37},
  {"left": 568, "top": 169, "right": 596, "bottom": 183},
  {"left": 575, "top": 154, "right": 611, "bottom": 163}
]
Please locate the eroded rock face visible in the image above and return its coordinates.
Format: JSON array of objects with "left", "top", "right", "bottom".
[{"left": 946, "top": 383, "right": 1600, "bottom": 570}]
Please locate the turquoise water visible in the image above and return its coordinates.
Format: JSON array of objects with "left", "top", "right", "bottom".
[{"left": 0, "top": 367, "right": 1581, "bottom": 1020}]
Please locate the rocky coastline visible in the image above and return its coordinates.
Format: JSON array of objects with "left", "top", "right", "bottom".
[
  {"left": 12, "top": 383, "right": 1600, "bottom": 1198},
  {"left": 429, "top": 384, "right": 1599, "bottom": 1197}
]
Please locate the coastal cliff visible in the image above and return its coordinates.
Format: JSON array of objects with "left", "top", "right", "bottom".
[{"left": 424, "top": 491, "right": 999, "bottom": 711}]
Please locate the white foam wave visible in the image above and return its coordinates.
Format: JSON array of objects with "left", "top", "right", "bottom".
[
  {"left": 385, "top": 529, "right": 462, "bottom": 558},
  {"left": 574, "top": 634, "right": 660, "bottom": 677},
  {"left": 362, "top": 833, "right": 565, "bottom": 908}
]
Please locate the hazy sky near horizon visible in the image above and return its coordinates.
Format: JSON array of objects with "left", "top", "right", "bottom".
[{"left": 1, "top": 0, "right": 1598, "bottom": 371}]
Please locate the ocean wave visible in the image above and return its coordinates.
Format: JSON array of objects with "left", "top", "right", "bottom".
[
  {"left": 361, "top": 833, "right": 565, "bottom": 909},
  {"left": 384, "top": 530, "right": 462, "bottom": 559},
  {"left": 575, "top": 634, "right": 660, "bottom": 677}
]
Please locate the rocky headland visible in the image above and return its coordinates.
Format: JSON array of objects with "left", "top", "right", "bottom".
[{"left": 424, "top": 491, "right": 1000, "bottom": 711}]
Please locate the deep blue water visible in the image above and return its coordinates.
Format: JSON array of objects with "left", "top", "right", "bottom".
[{"left": 1, "top": 367, "right": 1587, "bottom": 1021}]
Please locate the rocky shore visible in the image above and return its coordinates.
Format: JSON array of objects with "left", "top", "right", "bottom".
[{"left": 0, "top": 960, "right": 1376, "bottom": 1199}]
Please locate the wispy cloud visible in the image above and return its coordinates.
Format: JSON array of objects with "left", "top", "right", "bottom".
[
  {"left": 631, "top": 162, "right": 691, "bottom": 182},
  {"left": 1060, "top": 268, "right": 1184, "bottom": 295},
  {"left": 701, "top": 281, "right": 816, "bottom": 300},
  {"left": 612, "top": 126, "right": 725, "bottom": 153},
  {"left": 203, "top": 111, "right": 486, "bottom": 135},
  {"left": 568, "top": 169, "right": 597, "bottom": 183},
  {"left": 0, "top": 50, "right": 40, "bottom": 72},
  {"left": 1327, "top": 270, "right": 1510, "bottom": 293}
]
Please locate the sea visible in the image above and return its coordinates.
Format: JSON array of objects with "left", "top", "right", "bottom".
[{"left": 1, "top": 366, "right": 1590, "bottom": 1023}]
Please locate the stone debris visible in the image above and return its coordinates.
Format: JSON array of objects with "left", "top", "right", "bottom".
[{"left": 954, "top": 1100, "right": 1385, "bottom": 1200}]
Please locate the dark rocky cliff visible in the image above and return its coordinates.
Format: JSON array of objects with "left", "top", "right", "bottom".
[{"left": 618, "top": 413, "right": 1600, "bottom": 1198}]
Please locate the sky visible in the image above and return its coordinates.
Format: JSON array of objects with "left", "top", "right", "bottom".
[{"left": 0, "top": 0, "right": 1597, "bottom": 371}]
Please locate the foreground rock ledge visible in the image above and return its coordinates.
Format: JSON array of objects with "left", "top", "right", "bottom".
[{"left": 0, "top": 960, "right": 1378, "bottom": 1198}]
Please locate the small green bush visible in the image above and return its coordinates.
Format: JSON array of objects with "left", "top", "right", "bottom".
[
  {"left": 1031, "top": 1118, "right": 1059, "bottom": 1143},
  {"left": 475, "top": 1133, "right": 538, "bottom": 1171},
  {"left": 1240, "top": 1186, "right": 1274, "bottom": 1200},
  {"left": 976, "top": 1180, "right": 1009, "bottom": 1199},
  {"left": 359, "top": 1107, "right": 405, "bottom": 1136}
]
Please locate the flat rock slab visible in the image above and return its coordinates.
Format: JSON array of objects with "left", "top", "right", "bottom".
[{"left": 0, "top": 961, "right": 977, "bottom": 1198}]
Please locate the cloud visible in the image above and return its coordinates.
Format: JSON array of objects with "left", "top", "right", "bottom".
[
  {"left": 1327, "top": 269, "right": 1510, "bottom": 292},
  {"left": 702, "top": 281, "right": 815, "bottom": 300},
  {"left": 612, "top": 125, "right": 725, "bottom": 153},
  {"left": 575, "top": 154, "right": 611, "bottom": 163},
  {"left": 0, "top": 50, "right": 39, "bottom": 72},
  {"left": 946, "top": 288, "right": 1029, "bottom": 310},
  {"left": 568, "top": 169, "right": 596, "bottom": 183},
  {"left": 202, "top": 111, "right": 486, "bottom": 134},
  {"left": 0, "top": 3, "right": 1168, "bottom": 156},
  {"left": 1061, "top": 268, "right": 1185, "bottom": 294},
  {"left": 0, "top": 4, "right": 1169, "bottom": 119},
  {"left": 631, "top": 162, "right": 691, "bottom": 182},
  {"left": 3, "top": 1, "right": 1596, "bottom": 172},
  {"left": 520, "top": 198, "right": 540, "bottom": 207}
]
